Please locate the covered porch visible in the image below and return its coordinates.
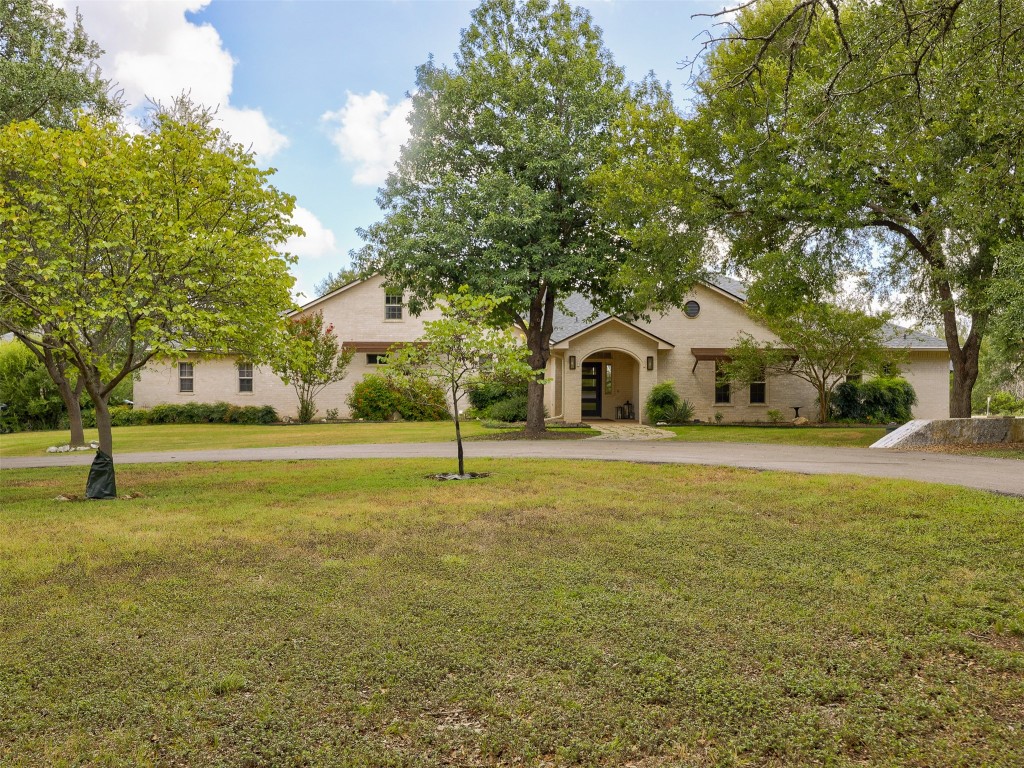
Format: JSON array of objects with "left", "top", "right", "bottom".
[{"left": 546, "top": 317, "right": 672, "bottom": 424}]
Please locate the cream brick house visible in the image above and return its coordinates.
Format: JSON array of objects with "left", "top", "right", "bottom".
[{"left": 134, "top": 274, "right": 951, "bottom": 423}]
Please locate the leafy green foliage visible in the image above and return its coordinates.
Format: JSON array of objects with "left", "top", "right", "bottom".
[
  {"left": 831, "top": 377, "right": 919, "bottom": 424},
  {"left": 355, "top": 0, "right": 639, "bottom": 433},
  {"left": 0, "top": 339, "right": 65, "bottom": 431},
  {"left": 483, "top": 395, "right": 531, "bottom": 423},
  {"left": 347, "top": 374, "right": 449, "bottom": 422},
  {"left": 385, "top": 290, "right": 531, "bottom": 474},
  {"left": 0, "top": 112, "right": 298, "bottom": 455},
  {"left": 0, "top": 0, "right": 120, "bottom": 129},
  {"left": 985, "top": 392, "right": 1024, "bottom": 417},
  {"left": 645, "top": 381, "right": 693, "bottom": 424},
  {"left": 467, "top": 377, "right": 530, "bottom": 421},
  {"left": 81, "top": 403, "right": 278, "bottom": 428},
  {"left": 726, "top": 304, "right": 896, "bottom": 422},
  {"left": 618, "top": 0, "right": 1024, "bottom": 416},
  {"left": 272, "top": 312, "right": 354, "bottom": 423}
]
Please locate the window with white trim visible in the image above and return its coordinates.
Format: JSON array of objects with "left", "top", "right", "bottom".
[
  {"left": 367, "top": 353, "right": 388, "bottom": 365},
  {"left": 384, "top": 292, "right": 403, "bottom": 320},
  {"left": 238, "top": 362, "right": 253, "bottom": 393},
  {"left": 178, "top": 362, "right": 194, "bottom": 393}
]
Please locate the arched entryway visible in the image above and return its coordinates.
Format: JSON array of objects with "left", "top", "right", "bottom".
[{"left": 580, "top": 349, "right": 641, "bottom": 422}]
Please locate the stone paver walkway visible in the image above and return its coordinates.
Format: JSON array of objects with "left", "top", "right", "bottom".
[{"left": 585, "top": 420, "right": 674, "bottom": 440}]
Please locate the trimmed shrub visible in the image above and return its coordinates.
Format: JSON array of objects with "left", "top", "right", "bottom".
[
  {"left": 832, "top": 377, "right": 918, "bottom": 423},
  {"left": 645, "top": 381, "right": 693, "bottom": 424},
  {"left": 485, "top": 395, "right": 530, "bottom": 422},
  {"left": 109, "top": 405, "right": 147, "bottom": 426},
  {"left": 467, "top": 377, "right": 531, "bottom": 421},
  {"left": 347, "top": 374, "right": 449, "bottom": 421},
  {"left": 106, "top": 402, "right": 278, "bottom": 426},
  {"left": 467, "top": 378, "right": 527, "bottom": 411}
]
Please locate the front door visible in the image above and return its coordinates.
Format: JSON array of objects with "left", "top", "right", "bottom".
[{"left": 581, "top": 361, "right": 602, "bottom": 418}]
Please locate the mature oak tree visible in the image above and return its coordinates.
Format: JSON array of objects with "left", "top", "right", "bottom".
[
  {"left": 355, "top": 0, "right": 641, "bottom": 435},
  {"left": 601, "top": 0, "right": 1024, "bottom": 418},
  {"left": 0, "top": 114, "right": 298, "bottom": 487},
  {"left": 0, "top": 0, "right": 119, "bottom": 127}
]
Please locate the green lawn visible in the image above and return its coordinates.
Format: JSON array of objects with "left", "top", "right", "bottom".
[
  {"left": 0, "top": 420, "right": 504, "bottom": 457},
  {"left": 2, "top": 459, "right": 1022, "bottom": 766},
  {"left": 668, "top": 424, "right": 886, "bottom": 448}
]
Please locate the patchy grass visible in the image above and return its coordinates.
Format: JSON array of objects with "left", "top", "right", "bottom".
[
  {"left": 668, "top": 424, "right": 886, "bottom": 448},
  {"left": 0, "top": 420, "right": 499, "bottom": 457},
  {"left": 2, "top": 459, "right": 1022, "bottom": 766},
  {"left": 905, "top": 442, "right": 1024, "bottom": 461}
]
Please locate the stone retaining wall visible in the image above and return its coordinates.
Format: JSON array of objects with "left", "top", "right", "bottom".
[{"left": 871, "top": 417, "right": 1023, "bottom": 449}]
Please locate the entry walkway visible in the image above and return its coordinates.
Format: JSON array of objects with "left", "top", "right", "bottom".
[
  {"left": 4, "top": 440, "right": 1022, "bottom": 496},
  {"left": 585, "top": 421, "right": 674, "bottom": 440}
]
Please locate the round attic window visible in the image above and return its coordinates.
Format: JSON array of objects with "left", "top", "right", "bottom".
[{"left": 683, "top": 300, "right": 700, "bottom": 318}]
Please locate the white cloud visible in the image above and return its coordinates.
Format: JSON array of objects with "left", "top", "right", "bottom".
[
  {"left": 57, "top": 0, "right": 288, "bottom": 158},
  {"left": 321, "top": 91, "right": 412, "bottom": 186},
  {"left": 284, "top": 206, "right": 337, "bottom": 260}
]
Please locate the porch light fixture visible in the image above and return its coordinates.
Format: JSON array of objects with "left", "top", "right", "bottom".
[
  {"left": 569, "top": 355, "right": 576, "bottom": 370},
  {"left": 647, "top": 356, "right": 654, "bottom": 371}
]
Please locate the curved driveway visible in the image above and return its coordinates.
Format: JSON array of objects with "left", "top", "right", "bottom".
[{"left": 3, "top": 440, "right": 1022, "bottom": 497}]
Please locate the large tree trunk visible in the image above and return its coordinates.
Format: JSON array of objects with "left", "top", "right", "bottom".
[
  {"left": 950, "top": 347, "right": 980, "bottom": 418},
  {"left": 941, "top": 304, "right": 983, "bottom": 419},
  {"left": 45, "top": 349, "right": 86, "bottom": 446},
  {"left": 523, "top": 284, "right": 556, "bottom": 437},
  {"left": 93, "top": 396, "right": 113, "bottom": 455},
  {"left": 59, "top": 380, "right": 86, "bottom": 447},
  {"left": 525, "top": 378, "right": 546, "bottom": 435}
]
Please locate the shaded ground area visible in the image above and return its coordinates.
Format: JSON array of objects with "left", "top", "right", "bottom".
[{"left": 2, "top": 459, "right": 1023, "bottom": 766}]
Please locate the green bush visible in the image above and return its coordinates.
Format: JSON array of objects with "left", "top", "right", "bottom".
[
  {"left": 0, "top": 341, "right": 67, "bottom": 432},
  {"left": 987, "top": 391, "right": 1024, "bottom": 416},
  {"left": 485, "top": 395, "right": 530, "bottom": 422},
  {"left": 832, "top": 377, "right": 918, "bottom": 423},
  {"left": 645, "top": 381, "right": 693, "bottom": 424},
  {"left": 348, "top": 374, "right": 449, "bottom": 421},
  {"left": 105, "top": 402, "right": 278, "bottom": 426},
  {"left": 467, "top": 378, "right": 527, "bottom": 410},
  {"left": 109, "top": 405, "right": 147, "bottom": 426}
]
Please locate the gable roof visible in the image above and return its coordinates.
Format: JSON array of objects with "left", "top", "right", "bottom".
[
  {"left": 551, "top": 276, "right": 947, "bottom": 351},
  {"left": 550, "top": 275, "right": 746, "bottom": 344},
  {"left": 551, "top": 316, "right": 674, "bottom": 350}
]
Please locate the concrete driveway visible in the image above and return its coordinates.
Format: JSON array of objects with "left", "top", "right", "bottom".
[{"left": 3, "top": 440, "right": 1022, "bottom": 497}]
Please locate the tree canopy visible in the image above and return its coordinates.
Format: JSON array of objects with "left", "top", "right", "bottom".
[
  {"left": 725, "top": 303, "right": 897, "bottom": 423},
  {"left": 0, "top": 0, "right": 119, "bottom": 128},
  {"left": 599, "top": 0, "right": 1024, "bottom": 418},
  {"left": 272, "top": 312, "right": 355, "bottom": 423},
  {"left": 384, "top": 290, "right": 531, "bottom": 476},
  {"left": 355, "top": 0, "right": 664, "bottom": 434},
  {"left": 0, "top": 114, "right": 298, "bottom": 463}
]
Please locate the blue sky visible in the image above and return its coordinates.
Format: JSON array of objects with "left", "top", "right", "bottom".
[{"left": 68, "top": 0, "right": 730, "bottom": 300}]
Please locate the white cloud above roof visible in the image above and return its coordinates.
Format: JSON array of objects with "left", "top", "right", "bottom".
[
  {"left": 321, "top": 91, "right": 412, "bottom": 186},
  {"left": 57, "top": 0, "right": 288, "bottom": 159},
  {"left": 284, "top": 206, "right": 337, "bottom": 260}
]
